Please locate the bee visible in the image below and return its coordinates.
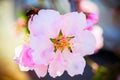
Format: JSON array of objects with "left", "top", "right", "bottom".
[{"left": 26, "top": 6, "right": 39, "bottom": 20}]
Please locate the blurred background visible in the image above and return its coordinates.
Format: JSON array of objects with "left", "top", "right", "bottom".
[{"left": 0, "top": 0, "right": 120, "bottom": 80}]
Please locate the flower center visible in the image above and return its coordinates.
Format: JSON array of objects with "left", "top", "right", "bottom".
[{"left": 50, "top": 30, "right": 74, "bottom": 53}]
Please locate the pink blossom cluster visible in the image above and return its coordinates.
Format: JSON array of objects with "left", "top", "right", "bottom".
[
  {"left": 14, "top": 9, "right": 96, "bottom": 78},
  {"left": 85, "top": 13, "right": 99, "bottom": 31}
]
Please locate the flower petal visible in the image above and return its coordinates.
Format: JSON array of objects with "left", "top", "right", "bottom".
[
  {"left": 91, "top": 25, "right": 103, "bottom": 51},
  {"left": 30, "top": 35, "right": 52, "bottom": 51},
  {"left": 30, "top": 35, "right": 54, "bottom": 64},
  {"left": 34, "top": 64, "right": 48, "bottom": 78},
  {"left": 48, "top": 53, "right": 65, "bottom": 78},
  {"left": 14, "top": 45, "right": 35, "bottom": 67},
  {"left": 72, "top": 30, "right": 96, "bottom": 56},
  {"left": 31, "top": 50, "right": 46, "bottom": 64},
  {"left": 64, "top": 54, "right": 86, "bottom": 76},
  {"left": 60, "top": 12, "right": 87, "bottom": 35},
  {"left": 18, "top": 64, "right": 30, "bottom": 71},
  {"left": 31, "top": 48, "right": 54, "bottom": 65},
  {"left": 28, "top": 9, "right": 60, "bottom": 37}
]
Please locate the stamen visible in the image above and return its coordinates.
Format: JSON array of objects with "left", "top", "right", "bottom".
[
  {"left": 58, "top": 29, "right": 63, "bottom": 37},
  {"left": 68, "top": 46, "right": 73, "bottom": 53},
  {"left": 50, "top": 38, "right": 57, "bottom": 43},
  {"left": 54, "top": 46, "right": 57, "bottom": 52},
  {"left": 50, "top": 30, "right": 74, "bottom": 53},
  {"left": 66, "top": 36, "right": 75, "bottom": 41}
]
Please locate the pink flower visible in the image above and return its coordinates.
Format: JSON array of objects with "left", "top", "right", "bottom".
[
  {"left": 14, "top": 45, "right": 48, "bottom": 78},
  {"left": 27, "top": 9, "right": 96, "bottom": 78},
  {"left": 83, "top": 12, "right": 103, "bottom": 52},
  {"left": 91, "top": 25, "right": 103, "bottom": 52},
  {"left": 14, "top": 45, "right": 35, "bottom": 70},
  {"left": 85, "top": 13, "right": 99, "bottom": 31},
  {"left": 79, "top": 0, "right": 99, "bottom": 15}
]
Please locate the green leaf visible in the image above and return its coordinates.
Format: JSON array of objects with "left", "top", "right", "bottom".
[{"left": 50, "top": 38, "right": 57, "bottom": 43}]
